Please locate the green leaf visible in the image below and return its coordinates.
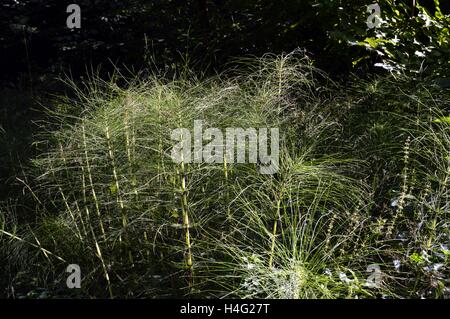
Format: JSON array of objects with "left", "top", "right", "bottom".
[
  {"left": 409, "top": 253, "right": 424, "bottom": 264},
  {"left": 433, "top": 116, "right": 450, "bottom": 124}
]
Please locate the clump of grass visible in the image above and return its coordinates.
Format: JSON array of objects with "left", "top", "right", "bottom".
[
  {"left": 193, "top": 146, "right": 387, "bottom": 298},
  {"left": 1, "top": 51, "right": 328, "bottom": 296},
  {"left": 333, "top": 76, "right": 450, "bottom": 298},
  {"left": 388, "top": 108, "right": 450, "bottom": 298},
  {"left": 0, "top": 52, "right": 448, "bottom": 298}
]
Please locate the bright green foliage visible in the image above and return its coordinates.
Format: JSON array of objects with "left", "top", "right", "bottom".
[{"left": 353, "top": 0, "right": 450, "bottom": 77}]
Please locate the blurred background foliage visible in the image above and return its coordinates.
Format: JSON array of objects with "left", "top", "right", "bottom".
[
  {"left": 1, "top": 0, "right": 449, "bottom": 87},
  {"left": 351, "top": 0, "right": 450, "bottom": 78}
]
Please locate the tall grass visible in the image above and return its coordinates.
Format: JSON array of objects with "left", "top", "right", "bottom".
[{"left": 0, "top": 51, "right": 448, "bottom": 298}]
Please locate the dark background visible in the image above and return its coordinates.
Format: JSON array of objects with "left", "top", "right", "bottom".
[{"left": 2, "top": 0, "right": 448, "bottom": 87}]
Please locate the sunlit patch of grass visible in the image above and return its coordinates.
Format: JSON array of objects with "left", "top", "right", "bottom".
[{"left": 0, "top": 51, "right": 448, "bottom": 298}]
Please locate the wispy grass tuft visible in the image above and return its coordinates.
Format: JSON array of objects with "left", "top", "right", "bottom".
[{"left": 1, "top": 52, "right": 448, "bottom": 298}]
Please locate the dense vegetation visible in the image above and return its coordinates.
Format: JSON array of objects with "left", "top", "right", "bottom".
[{"left": 0, "top": 0, "right": 449, "bottom": 298}]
